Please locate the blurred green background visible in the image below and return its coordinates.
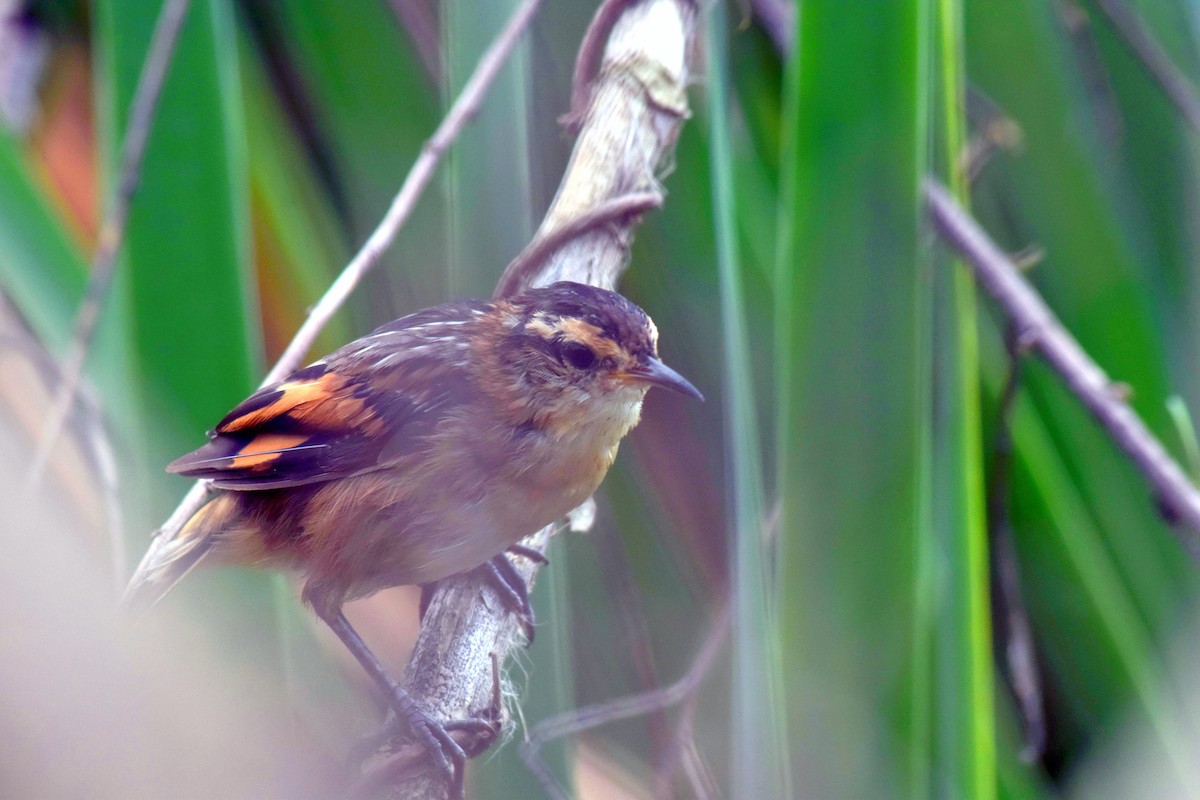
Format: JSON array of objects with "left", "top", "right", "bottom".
[{"left": 3, "top": 0, "right": 1200, "bottom": 797}]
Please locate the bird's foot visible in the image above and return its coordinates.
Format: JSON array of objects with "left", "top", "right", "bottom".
[
  {"left": 480, "top": 552, "right": 537, "bottom": 645},
  {"left": 418, "top": 547, "right": 547, "bottom": 646}
]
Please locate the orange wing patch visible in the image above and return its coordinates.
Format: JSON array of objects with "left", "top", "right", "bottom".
[
  {"left": 216, "top": 372, "right": 384, "bottom": 437},
  {"left": 218, "top": 374, "right": 345, "bottom": 433},
  {"left": 228, "top": 433, "right": 311, "bottom": 470}
]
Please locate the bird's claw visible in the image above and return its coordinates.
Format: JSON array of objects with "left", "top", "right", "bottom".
[{"left": 481, "top": 553, "right": 537, "bottom": 645}]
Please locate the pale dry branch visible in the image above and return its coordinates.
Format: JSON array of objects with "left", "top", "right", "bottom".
[{"left": 364, "top": 1, "right": 700, "bottom": 797}]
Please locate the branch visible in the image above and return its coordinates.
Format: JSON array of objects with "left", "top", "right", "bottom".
[
  {"left": 29, "top": 0, "right": 192, "bottom": 484},
  {"left": 364, "top": 1, "right": 700, "bottom": 796},
  {"left": 1087, "top": 0, "right": 1200, "bottom": 134},
  {"left": 387, "top": 0, "right": 442, "bottom": 85},
  {"left": 924, "top": 179, "right": 1200, "bottom": 556},
  {"left": 130, "top": 0, "right": 542, "bottom": 583},
  {"left": 520, "top": 599, "right": 730, "bottom": 800}
]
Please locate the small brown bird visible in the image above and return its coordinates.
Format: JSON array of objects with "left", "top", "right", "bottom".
[{"left": 124, "top": 281, "right": 700, "bottom": 791}]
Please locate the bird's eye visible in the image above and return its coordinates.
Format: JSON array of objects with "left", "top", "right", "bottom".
[{"left": 559, "top": 341, "right": 597, "bottom": 370}]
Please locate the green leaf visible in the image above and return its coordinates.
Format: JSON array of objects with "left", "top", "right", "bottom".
[
  {"left": 241, "top": 31, "right": 349, "bottom": 356},
  {"left": 706, "top": 3, "right": 789, "bottom": 798},
  {"left": 923, "top": 0, "right": 997, "bottom": 795},
  {"left": 94, "top": 0, "right": 277, "bottom": 671},
  {"left": 775, "top": 1, "right": 930, "bottom": 795},
  {"left": 94, "top": 0, "right": 260, "bottom": 448},
  {"left": 267, "top": 0, "right": 446, "bottom": 316},
  {"left": 0, "top": 131, "right": 87, "bottom": 349}
]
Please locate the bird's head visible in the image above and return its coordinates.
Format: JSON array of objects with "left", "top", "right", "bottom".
[{"left": 478, "top": 282, "right": 702, "bottom": 437}]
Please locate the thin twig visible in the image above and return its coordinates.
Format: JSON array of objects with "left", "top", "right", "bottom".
[
  {"left": 750, "top": 0, "right": 794, "bottom": 56},
  {"left": 131, "top": 0, "right": 542, "bottom": 585},
  {"left": 562, "top": 0, "right": 639, "bottom": 130},
  {"left": 379, "top": 3, "right": 698, "bottom": 796},
  {"left": 987, "top": 325, "right": 1046, "bottom": 763},
  {"left": 29, "top": 0, "right": 192, "bottom": 485},
  {"left": 1088, "top": 0, "right": 1200, "bottom": 134},
  {"left": 493, "top": 191, "right": 662, "bottom": 299},
  {"left": 387, "top": 0, "right": 442, "bottom": 85},
  {"left": 519, "top": 599, "right": 731, "bottom": 800},
  {"left": 961, "top": 88, "right": 1024, "bottom": 184},
  {"left": 925, "top": 179, "right": 1200, "bottom": 554},
  {"left": 1056, "top": 0, "right": 1123, "bottom": 145},
  {"left": 654, "top": 655, "right": 716, "bottom": 799}
]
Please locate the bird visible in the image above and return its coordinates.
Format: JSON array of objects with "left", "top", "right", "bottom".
[{"left": 123, "top": 280, "right": 702, "bottom": 794}]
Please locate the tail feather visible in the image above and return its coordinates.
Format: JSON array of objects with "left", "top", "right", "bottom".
[{"left": 122, "top": 495, "right": 235, "bottom": 612}]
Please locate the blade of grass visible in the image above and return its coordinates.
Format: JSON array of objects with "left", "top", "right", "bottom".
[
  {"left": 437, "top": 3, "right": 560, "bottom": 796},
  {"left": 926, "top": 0, "right": 997, "bottom": 795},
  {"left": 775, "top": 0, "right": 929, "bottom": 795},
  {"left": 443, "top": 0, "right": 536, "bottom": 298},
  {"left": 705, "top": 2, "right": 789, "bottom": 798},
  {"left": 1006, "top": 385, "right": 1200, "bottom": 790},
  {"left": 240, "top": 31, "right": 349, "bottom": 359},
  {"left": 0, "top": 130, "right": 87, "bottom": 349},
  {"left": 265, "top": 0, "right": 446, "bottom": 315},
  {"left": 94, "top": 0, "right": 276, "bottom": 672}
]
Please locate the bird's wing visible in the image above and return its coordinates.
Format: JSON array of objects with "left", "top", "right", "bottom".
[{"left": 167, "top": 303, "right": 486, "bottom": 490}]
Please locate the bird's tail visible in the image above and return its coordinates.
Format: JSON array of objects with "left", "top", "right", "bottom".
[{"left": 122, "top": 494, "right": 237, "bottom": 612}]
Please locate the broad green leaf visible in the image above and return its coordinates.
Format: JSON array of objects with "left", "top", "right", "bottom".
[
  {"left": 266, "top": 0, "right": 445, "bottom": 318},
  {"left": 776, "top": 1, "right": 929, "bottom": 796},
  {"left": 95, "top": 0, "right": 259, "bottom": 440},
  {"left": 94, "top": 0, "right": 276, "bottom": 672}
]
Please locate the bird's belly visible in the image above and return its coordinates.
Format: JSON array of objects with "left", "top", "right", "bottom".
[
  {"left": 290, "top": 428, "right": 620, "bottom": 598},
  {"left": 389, "top": 473, "right": 593, "bottom": 587}
]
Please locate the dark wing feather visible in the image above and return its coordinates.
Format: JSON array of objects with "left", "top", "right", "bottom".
[{"left": 167, "top": 302, "right": 486, "bottom": 490}]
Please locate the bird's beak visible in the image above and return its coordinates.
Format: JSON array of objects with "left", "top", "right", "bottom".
[{"left": 624, "top": 357, "right": 704, "bottom": 400}]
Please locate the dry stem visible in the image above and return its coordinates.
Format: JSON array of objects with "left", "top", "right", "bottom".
[{"left": 370, "top": 1, "right": 699, "bottom": 797}]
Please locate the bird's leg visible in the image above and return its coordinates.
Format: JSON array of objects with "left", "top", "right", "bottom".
[
  {"left": 481, "top": 553, "right": 536, "bottom": 644},
  {"left": 315, "top": 603, "right": 466, "bottom": 797},
  {"left": 419, "top": 546, "right": 547, "bottom": 644}
]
